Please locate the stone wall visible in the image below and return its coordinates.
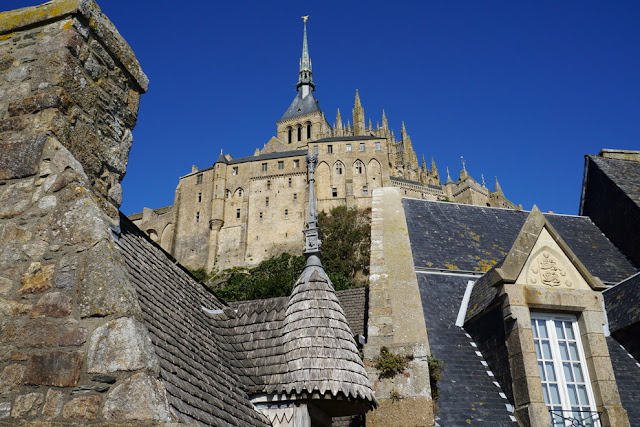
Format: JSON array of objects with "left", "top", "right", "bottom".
[{"left": 0, "top": 1, "right": 176, "bottom": 424}]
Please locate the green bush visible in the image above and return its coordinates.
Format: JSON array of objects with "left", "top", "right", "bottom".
[{"left": 374, "top": 346, "right": 413, "bottom": 378}]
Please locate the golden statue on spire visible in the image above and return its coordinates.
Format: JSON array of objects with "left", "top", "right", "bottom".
[{"left": 301, "top": 15, "right": 309, "bottom": 23}]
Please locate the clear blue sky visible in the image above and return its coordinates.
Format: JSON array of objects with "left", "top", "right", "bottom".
[{"left": 4, "top": 1, "right": 640, "bottom": 215}]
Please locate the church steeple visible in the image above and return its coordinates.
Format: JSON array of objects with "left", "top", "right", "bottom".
[
  {"left": 353, "top": 90, "right": 365, "bottom": 135},
  {"left": 297, "top": 16, "right": 315, "bottom": 94}
]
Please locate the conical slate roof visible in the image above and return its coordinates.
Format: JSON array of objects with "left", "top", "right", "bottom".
[{"left": 278, "top": 259, "right": 376, "bottom": 406}]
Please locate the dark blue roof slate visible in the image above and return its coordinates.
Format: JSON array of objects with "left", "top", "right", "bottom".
[
  {"left": 314, "top": 136, "right": 382, "bottom": 142},
  {"left": 116, "top": 215, "right": 269, "bottom": 427},
  {"left": 280, "top": 91, "right": 322, "bottom": 121},
  {"left": 403, "top": 200, "right": 636, "bottom": 283},
  {"left": 607, "top": 337, "right": 640, "bottom": 426},
  {"left": 390, "top": 176, "right": 423, "bottom": 186},
  {"left": 603, "top": 272, "right": 640, "bottom": 333},
  {"left": 228, "top": 149, "right": 307, "bottom": 165},
  {"left": 589, "top": 155, "right": 640, "bottom": 208},
  {"left": 417, "top": 273, "right": 516, "bottom": 426}
]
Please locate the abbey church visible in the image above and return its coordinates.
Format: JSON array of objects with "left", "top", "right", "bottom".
[{"left": 130, "top": 20, "right": 518, "bottom": 271}]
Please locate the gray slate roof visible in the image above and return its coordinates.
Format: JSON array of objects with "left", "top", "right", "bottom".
[
  {"left": 589, "top": 155, "right": 640, "bottom": 208},
  {"left": 280, "top": 91, "right": 321, "bottom": 121},
  {"left": 116, "top": 215, "right": 269, "bottom": 427},
  {"left": 402, "top": 199, "right": 636, "bottom": 283},
  {"left": 607, "top": 337, "right": 640, "bottom": 426},
  {"left": 603, "top": 272, "right": 640, "bottom": 333},
  {"left": 417, "top": 273, "right": 516, "bottom": 426}
]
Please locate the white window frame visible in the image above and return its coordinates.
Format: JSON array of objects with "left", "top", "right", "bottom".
[
  {"left": 346, "top": 143, "right": 352, "bottom": 152},
  {"left": 530, "top": 313, "right": 600, "bottom": 427}
]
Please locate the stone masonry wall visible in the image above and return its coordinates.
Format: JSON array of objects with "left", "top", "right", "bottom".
[{"left": 0, "top": 1, "right": 176, "bottom": 424}]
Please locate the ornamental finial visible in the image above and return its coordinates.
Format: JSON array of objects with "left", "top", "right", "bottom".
[
  {"left": 301, "top": 15, "right": 309, "bottom": 22},
  {"left": 303, "top": 153, "right": 321, "bottom": 256}
]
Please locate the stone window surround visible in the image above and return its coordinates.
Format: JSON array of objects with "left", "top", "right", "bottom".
[
  {"left": 327, "top": 145, "right": 333, "bottom": 154},
  {"left": 500, "top": 284, "right": 628, "bottom": 427},
  {"left": 359, "top": 143, "right": 366, "bottom": 152},
  {"left": 293, "top": 160, "right": 300, "bottom": 168},
  {"left": 278, "top": 161, "right": 284, "bottom": 170},
  {"left": 261, "top": 163, "right": 268, "bottom": 172},
  {"left": 346, "top": 143, "right": 352, "bottom": 152}
]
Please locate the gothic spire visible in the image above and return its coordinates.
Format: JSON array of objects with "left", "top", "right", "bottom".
[
  {"left": 445, "top": 167, "right": 453, "bottom": 184},
  {"left": 297, "top": 16, "right": 315, "bottom": 93},
  {"left": 353, "top": 90, "right": 365, "bottom": 135},
  {"left": 422, "top": 154, "right": 427, "bottom": 170},
  {"left": 494, "top": 176, "right": 504, "bottom": 196}
]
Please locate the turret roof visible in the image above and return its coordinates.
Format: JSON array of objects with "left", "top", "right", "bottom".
[{"left": 279, "top": 90, "right": 322, "bottom": 121}]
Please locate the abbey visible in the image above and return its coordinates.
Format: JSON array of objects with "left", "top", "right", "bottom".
[{"left": 130, "top": 20, "right": 517, "bottom": 271}]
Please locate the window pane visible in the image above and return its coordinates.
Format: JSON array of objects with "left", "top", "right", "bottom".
[
  {"left": 538, "top": 361, "right": 546, "bottom": 380},
  {"left": 538, "top": 321, "right": 548, "bottom": 338},
  {"left": 559, "top": 342, "right": 569, "bottom": 360},
  {"left": 549, "top": 384, "right": 561, "bottom": 404},
  {"left": 535, "top": 342, "right": 542, "bottom": 359},
  {"left": 545, "top": 362, "right": 556, "bottom": 382},
  {"left": 569, "top": 342, "right": 579, "bottom": 361},
  {"left": 566, "top": 323, "right": 575, "bottom": 340},
  {"left": 577, "top": 385, "right": 588, "bottom": 405},
  {"left": 563, "top": 362, "right": 574, "bottom": 382},
  {"left": 573, "top": 364, "right": 584, "bottom": 382},
  {"left": 542, "top": 384, "right": 550, "bottom": 405},
  {"left": 555, "top": 321, "right": 565, "bottom": 339},
  {"left": 542, "top": 341, "right": 552, "bottom": 359},
  {"left": 567, "top": 384, "right": 578, "bottom": 406}
]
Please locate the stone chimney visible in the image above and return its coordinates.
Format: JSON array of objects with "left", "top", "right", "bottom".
[{"left": 0, "top": 1, "right": 175, "bottom": 424}]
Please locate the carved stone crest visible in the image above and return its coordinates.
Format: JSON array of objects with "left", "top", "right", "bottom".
[{"left": 529, "top": 251, "right": 571, "bottom": 288}]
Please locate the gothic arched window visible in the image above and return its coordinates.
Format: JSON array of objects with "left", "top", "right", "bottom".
[
  {"left": 306, "top": 122, "right": 312, "bottom": 139},
  {"left": 287, "top": 127, "right": 292, "bottom": 144},
  {"left": 297, "top": 125, "right": 302, "bottom": 142}
]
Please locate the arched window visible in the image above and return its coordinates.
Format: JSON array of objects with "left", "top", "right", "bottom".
[
  {"left": 287, "top": 127, "right": 292, "bottom": 144},
  {"left": 225, "top": 190, "right": 230, "bottom": 199},
  {"left": 297, "top": 125, "right": 302, "bottom": 142},
  {"left": 306, "top": 122, "right": 312, "bottom": 139}
]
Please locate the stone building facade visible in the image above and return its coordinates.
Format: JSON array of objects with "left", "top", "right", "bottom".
[{"left": 130, "top": 20, "right": 518, "bottom": 272}]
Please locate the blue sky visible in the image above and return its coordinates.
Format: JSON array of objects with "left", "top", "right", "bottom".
[{"left": 4, "top": 1, "right": 640, "bottom": 215}]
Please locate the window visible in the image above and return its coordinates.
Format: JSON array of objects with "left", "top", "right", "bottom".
[
  {"left": 288, "top": 178, "right": 292, "bottom": 187},
  {"left": 355, "top": 161, "right": 363, "bottom": 174},
  {"left": 307, "top": 123, "right": 311, "bottom": 139},
  {"left": 293, "top": 159, "right": 300, "bottom": 168},
  {"left": 336, "top": 164, "right": 343, "bottom": 175},
  {"left": 198, "top": 193, "right": 202, "bottom": 203},
  {"left": 261, "top": 163, "right": 267, "bottom": 172},
  {"left": 313, "top": 145, "right": 318, "bottom": 154},
  {"left": 359, "top": 143, "right": 366, "bottom": 152},
  {"left": 375, "top": 142, "right": 381, "bottom": 151},
  {"left": 293, "top": 193, "right": 297, "bottom": 202},
  {"left": 297, "top": 125, "right": 301, "bottom": 142},
  {"left": 265, "top": 197, "right": 269, "bottom": 207},
  {"left": 332, "top": 188, "right": 338, "bottom": 198},
  {"left": 259, "top": 212, "right": 263, "bottom": 221},
  {"left": 232, "top": 167, "right": 238, "bottom": 175},
  {"left": 238, "top": 189, "right": 243, "bottom": 197},
  {"left": 236, "top": 209, "right": 241, "bottom": 219},
  {"left": 287, "top": 127, "right": 292, "bottom": 144},
  {"left": 531, "top": 314, "right": 598, "bottom": 426},
  {"left": 225, "top": 190, "right": 230, "bottom": 199},
  {"left": 278, "top": 161, "right": 284, "bottom": 170},
  {"left": 346, "top": 143, "right": 352, "bottom": 152},
  {"left": 285, "top": 209, "right": 289, "bottom": 220},
  {"left": 196, "top": 212, "right": 200, "bottom": 222},
  {"left": 196, "top": 173, "right": 203, "bottom": 183},
  {"left": 327, "top": 145, "right": 333, "bottom": 154},
  {"left": 267, "top": 180, "right": 271, "bottom": 190},
  {"left": 362, "top": 186, "right": 368, "bottom": 196}
]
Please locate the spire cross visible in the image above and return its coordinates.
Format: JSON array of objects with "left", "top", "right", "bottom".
[
  {"left": 461, "top": 156, "right": 466, "bottom": 171},
  {"left": 481, "top": 173, "right": 486, "bottom": 186}
]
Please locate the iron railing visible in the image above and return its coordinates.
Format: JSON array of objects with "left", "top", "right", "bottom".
[{"left": 549, "top": 409, "right": 601, "bottom": 427}]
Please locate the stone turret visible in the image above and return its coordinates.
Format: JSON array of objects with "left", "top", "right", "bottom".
[
  {"left": 353, "top": 89, "right": 365, "bottom": 136},
  {"left": 0, "top": 1, "right": 175, "bottom": 423}
]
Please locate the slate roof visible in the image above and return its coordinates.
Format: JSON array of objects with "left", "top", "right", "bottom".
[
  {"left": 606, "top": 337, "right": 640, "bottom": 426},
  {"left": 603, "top": 272, "right": 640, "bottom": 333},
  {"left": 417, "top": 273, "right": 516, "bottom": 426},
  {"left": 334, "top": 287, "right": 367, "bottom": 337},
  {"left": 588, "top": 155, "right": 640, "bottom": 208},
  {"left": 280, "top": 91, "right": 322, "bottom": 121},
  {"left": 402, "top": 199, "right": 637, "bottom": 283},
  {"left": 116, "top": 215, "right": 269, "bottom": 427},
  {"left": 314, "top": 135, "right": 382, "bottom": 143}
]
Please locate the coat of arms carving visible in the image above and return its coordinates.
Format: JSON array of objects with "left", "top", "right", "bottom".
[{"left": 529, "top": 251, "right": 572, "bottom": 288}]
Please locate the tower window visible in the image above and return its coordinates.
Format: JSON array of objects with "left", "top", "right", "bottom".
[
  {"left": 359, "top": 143, "right": 366, "bottom": 152},
  {"left": 294, "top": 160, "right": 300, "bottom": 168},
  {"left": 287, "top": 127, "right": 292, "bottom": 144},
  {"left": 375, "top": 142, "right": 381, "bottom": 151},
  {"left": 288, "top": 178, "right": 292, "bottom": 187},
  {"left": 285, "top": 209, "right": 289, "bottom": 220},
  {"left": 265, "top": 197, "right": 269, "bottom": 207},
  {"left": 196, "top": 212, "right": 200, "bottom": 222},
  {"left": 198, "top": 192, "right": 202, "bottom": 203},
  {"left": 363, "top": 186, "right": 368, "bottom": 196},
  {"left": 267, "top": 180, "right": 271, "bottom": 190},
  {"left": 225, "top": 190, "right": 230, "bottom": 199},
  {"left": 232, "top": 166, "right": 238, "bottom": 175},
  {"left": 307, "top": 122, "right": 312, "bottom": 139},
  {"left": 327, "top": 145, "right": 333, "bottom": 154},
  {"left": 259, "top": 212, "right": 263, "bottom": 221},
  {"left": 346, "top": 143, "right": 352, "bottom": 152},
  {"left": 261, "top": 163, "right": 268, "bottom": 172},
  {"left": 236, "top": 209, "right": 241, "bottom": 219},
  {"left": 196, "top": 174, "right": 203, "bottom": 183},
  {"left": 297, "top": 126, "right": 302, "bottom": 142},
  {"left": 355, "top": 162, "right": 363, "bottom": 174},
  {"left": 332, "top": 188, "right": 338, "bottom": 198},
  {"left": 293, "top": 193, "right": 297, "bottom": 202},
  {"left": 336, "top": 164, "right": 343, "bottom": 175},
  {"left": 278, "top": 161, "right": 284, "bottom": 170},
  {"left": 238, "top": 189, "right": 243, "bottom": 197}
]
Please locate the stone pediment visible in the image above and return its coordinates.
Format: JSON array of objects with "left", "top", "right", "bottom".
[
  {"left": 495, "top": 206, "right": 606, "bottom": 291},
  {"left": 260, "top": 136, "right": 289, "bottom": 154}
]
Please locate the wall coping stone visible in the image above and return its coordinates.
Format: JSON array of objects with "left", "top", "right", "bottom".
[{"left": 0, "top": 0, "right": 148, "bottom": 92}]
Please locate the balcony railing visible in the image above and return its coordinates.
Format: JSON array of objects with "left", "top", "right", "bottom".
[{"left": 549, "top": 409, "right": 601, "bottom": 427}]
